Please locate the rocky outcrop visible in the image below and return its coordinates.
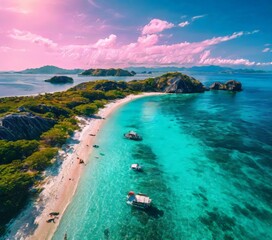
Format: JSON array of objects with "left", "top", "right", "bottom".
[
  {"left": 164, "top": 76, "right": 205, "bottom": 93},
  {"left": 0, "top": 114, "right": 56, "bottom": 141},
  {"left": 225, "top": 80, "right": 242, "bottom": 91},
  {"left": 209, "top": 82, "right": 226, "bottom": 90},
  {"left": 80, "top": 68, "right": 136, "bottom": 76},
  {"left": 45, "top": 76, "right": 74, "bottom": 84},
  {"left": 210, "top": 80, "right": 242, "bottom": 91},
  {"left": 154, "top": 73, "right": 205, "bottom": 93}
]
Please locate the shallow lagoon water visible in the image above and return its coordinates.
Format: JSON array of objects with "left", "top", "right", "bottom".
[
  {"left": 2, "top": 72, "right": 272, "bottom": 239},
  {"left": 53, "top": 73, "right": 272, "bottom": 239}
]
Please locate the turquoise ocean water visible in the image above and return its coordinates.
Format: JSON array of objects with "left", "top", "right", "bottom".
[
  {"left": 51, "top": 73, "right": 272, "bottom": 240},
  {"left": 2, "top": 72, "right": 272, "bottom": 240}
]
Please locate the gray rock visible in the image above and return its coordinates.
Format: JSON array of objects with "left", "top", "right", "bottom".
[
  {"left": 209, "top": 82, "right": 226, "bottom": 90},
  {"left": 163, "top": 76, "right": 205, "bottom": 93},
  {"left": 225, "top": 80, "right": 242, "bottom": 91},
  {"left": 0, "top": 114, "right": 56, "bottom": 140},
  {"left": 209, "top": 80, "right": 242, "bottom": 91}
]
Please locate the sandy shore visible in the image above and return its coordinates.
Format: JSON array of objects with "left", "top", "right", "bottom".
[{"left": 28, "top": 92, "right": 163, "bottom": 240}]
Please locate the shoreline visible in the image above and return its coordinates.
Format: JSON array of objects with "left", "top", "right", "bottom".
[{"left": 28, "top": 92, "right": 164, "bottom": 240}]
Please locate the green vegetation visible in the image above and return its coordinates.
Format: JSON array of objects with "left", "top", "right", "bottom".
[
  {"left": 23, "top": 148, "right": 58, "bottom": 171},
  {"left": 44, "top": 76, "right": 74, "bottom": 84},
  {"left": 0, "top": 140, "right": 39, "bottom": 164},
  {"left": 0, "top": 163, "right": 35, "bottom": 232},
  {"left": 0, "top": 72, "right": 204, "bottom": 236},
  {"left": 80, "top": 68, "right": 136, "bottom": 76},
  {"left": 16, "top": 65, "right": 83, "bottom": 74}
]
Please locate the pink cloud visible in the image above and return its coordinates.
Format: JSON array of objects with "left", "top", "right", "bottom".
[
  {"left": 94, "top": 34, "right": 117, "bottom": 48},
  {"left": 137, "top": 34, "right": 159, "bottom": 46},
  {"left": 0, "top": 7, "right": 29, "bottom": 14},
  {"left": 1, "top": 11, "right": 269, "bottom": 70},
  {"left": 178, "top": 21, "right": 190, "bottom": 28},
  {"left": 60, "top": 31, "right": 259, "bottom": 67},
  {"left": 9, "top": 29, "right": 58, "bottom": 48},
  {"left": 142, "top": 19, "right": 174, "bottom": 35},
  {"left": 200, "top": 57, "right": 256, "bottom": 66},
  {"left": 198, "top": 49, "right": 256, "bottom": 66},
  {"left": 0, "top": 46, "right": 26, "bottom": 52}
]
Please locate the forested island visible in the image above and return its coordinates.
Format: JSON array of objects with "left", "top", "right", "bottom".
[
  {"left": 16, "top": 66, "right": 83, "bottom": 74},
  {"left": 0, "top": 72, "right": 241, "bottom": 236},
  {"left": 79, "top": 68, "right": 136, "bottom": 76},
  {"left": 45, "top": 76, "right": 74, "bottom": 84}
]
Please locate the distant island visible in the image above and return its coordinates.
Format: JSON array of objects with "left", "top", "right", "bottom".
[
  {"left": 9, "top": 65, "right": 268, "bottom": 75},
  {"left": 125, "top": 65, "right": 267, "bottom": 74},
  {"left": 79, "top": 68, "right": 136, "bottom": 76},
  {"left": 44, "top": 76, "right": 74, "bottom": 84},
  {"left": 16, "top": 65, "right": 84, "bottom": 74}
]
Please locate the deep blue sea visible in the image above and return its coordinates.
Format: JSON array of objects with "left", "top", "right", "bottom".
[
  {"left": 0, "top": 73, "right": 161, "bottom": 98},
  {"left": 3, "top": 72, "right": 272, "bottom": 240}
]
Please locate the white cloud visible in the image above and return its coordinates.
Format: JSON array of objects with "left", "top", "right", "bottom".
[
  {"left": 200, "top": 56, "right": 256, "bottom": 66},
  {"left": 9, "top": 29, "right": 58, "bottom": 48},
  {"left": 88, "top": 0, "right": 100, "bottom": 8},
  {"left": 7, "top": 20, "right": 268, "bottom": 68},
  {"left": 142, "top": 19, "right": 174, "bottom": 35},
  {"left": 94, "top": 34, "right": 117, "bottom": 48},
  {"left": 137, "top": 34, "right": 159, "bottom": 46},
  {"left": 192, "top": 14, "right": 206, "bottom": 21},
  {"left": 178, "top": 21, "right": 190, "bottom": 28},
  {"left": 262, "top": 48, "right": 272, "bottom": 53},
  {"left": 60, "top": 30, "right": 267, "bottom": 68}
]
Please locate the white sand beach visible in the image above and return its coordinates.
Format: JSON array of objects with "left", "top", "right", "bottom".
[{"left": 28, "top": 92, "right": 163, "bottom": 240}]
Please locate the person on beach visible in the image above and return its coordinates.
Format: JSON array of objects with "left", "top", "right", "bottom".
[{"left": 79, "top": 159, "right": 84, "bottom": 164}]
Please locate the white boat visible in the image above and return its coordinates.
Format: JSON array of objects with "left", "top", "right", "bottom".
[
  {"left": 124, "top": 131, "right": 142, "bottom": 141},
  {"left": 131, "top": 163, "right": 143, "bottom": 171},
  {"left": 126, "top": 191, "right": 152, "bottom": 209}
]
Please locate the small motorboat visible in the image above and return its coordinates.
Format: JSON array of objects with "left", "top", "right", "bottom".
[
  {"left": 131, "top": 163, "right": 143, "bottom": 171},
  {"left": 46, "top": 218, "right": 55, "bottom": 223},
  {"left": 49, "top": 212, "right": 59, "bottom": 217},
  {"left": 126, "top": 191, "right": 152, "bottom": 209},
  {"left": 124, "top": 131, "right": 142, "bottom": 141}
]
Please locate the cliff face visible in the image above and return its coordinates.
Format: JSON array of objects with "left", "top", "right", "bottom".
[
  {"left": 0, "top": 114, "right": 56, "bottom": 141},
  {"left": 154, "top": 73, "right": 205, "bottom": 93}
]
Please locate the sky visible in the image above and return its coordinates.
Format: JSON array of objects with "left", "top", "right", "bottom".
[{"left": 0, "top": 0, "right": 272, "bottom": 70}]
